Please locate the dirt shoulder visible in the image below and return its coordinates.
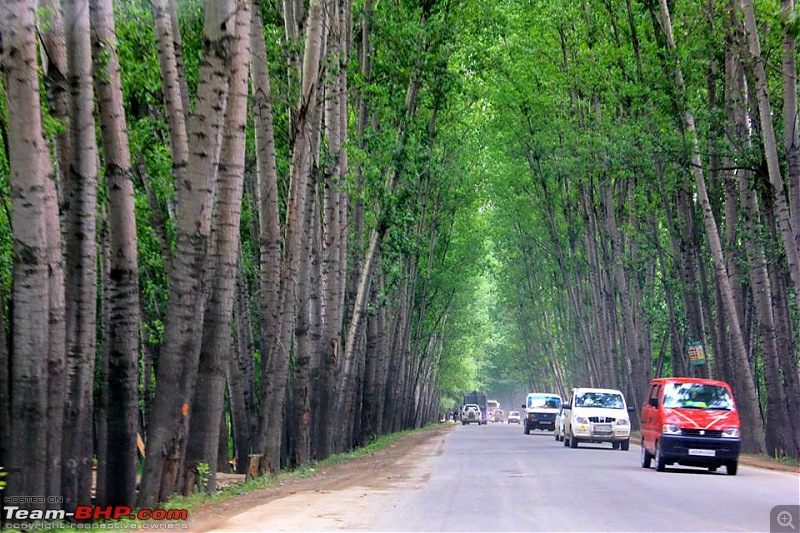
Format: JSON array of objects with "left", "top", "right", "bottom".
[
  {"left": 187, "top": 425, "right": 454, "bottom": 533},
  {"left": 738, "top": 454, "right": 800, "bottom": 473}
]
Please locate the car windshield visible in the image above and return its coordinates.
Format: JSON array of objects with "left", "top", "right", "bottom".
[
  {"left": 528, "top": 396, "right": 561, "bottom": 409},
  {"left": 574, "top": 392, "right": 624, "bottom": 409},
  {"left": 509, "top": 411, "right": 519, "bottom": 417},
  {"left": 662, "top": 383, "right": 734, "bottom": 410}
]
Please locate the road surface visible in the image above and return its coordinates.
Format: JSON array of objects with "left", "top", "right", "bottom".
[{"left": 202, "top": 423, "right": 800, "bottom": 532}]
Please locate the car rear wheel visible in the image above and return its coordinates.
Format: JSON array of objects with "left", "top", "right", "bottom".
[
  {"left": 640, "top": 440, "right": 652, "bottom": 468},
  {"left": 726, "top": 461, "right": 738, "bottom": 476},
  {"left": 655, "top": 441, "right": 666, "bottom": 472}
]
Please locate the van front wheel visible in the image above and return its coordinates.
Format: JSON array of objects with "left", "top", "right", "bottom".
[
  {"left": 620, "top": 439, "right": 630, "bottom": 451},
  {"left": 655, "top": 441, "right": 666, "bottom": 472}
]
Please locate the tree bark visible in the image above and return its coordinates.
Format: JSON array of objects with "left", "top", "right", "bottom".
[
  {"left": 782, "top": 0, "right": 800, "bottom": 246},
  {"left": 151, "top": 0, "right": 190, "bottom": 204},
  {"left": 250, "top": 3, "right": 283, "bottom": 461},
  {"left": 254, "top": 0, "right": 326, "bottom": 473},
  {"left": 62, "top": 0, "right": 100, "bottom": 508},
  {"left": 184, "top": 0, "right": 250, "bottom": 494},
  {"left": 90, "top": 0, "right": 141, "bottom": 507},
  {"left": 37, "top": 0, "right": 70, "bottom": 209},
  {"left": 1, "top": 0, "right": 52, "bottom": 502},
  {"left": 137, "top": 0, "right": 235, "bottom": 507}
]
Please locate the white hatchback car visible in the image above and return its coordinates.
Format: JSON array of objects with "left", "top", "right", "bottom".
[{"left": 562, "top": 388, "right": 633, "bottom": 450}]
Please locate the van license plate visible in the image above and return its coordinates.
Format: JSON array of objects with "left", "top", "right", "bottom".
[{"left": 688, "top": 449, "right": 715, "bottom": 457}]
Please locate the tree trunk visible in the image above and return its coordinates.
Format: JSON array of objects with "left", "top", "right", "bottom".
[
  {"left": 217, "top": 409, "right": 230, "bottom": 473},
  {"left": 37, "top": 0, "right": 71, "bottom": 209},
  {"left": 90, "top": 0, "right": 141, "bottom": 507},
  {"left": 292, "top": 186, "right": 318, "bottom": 467},
  {"left": 1, "top": 0, "right": 52, "bottom": 502},
  {"left": 150, "top": 0, "right": 190, "bottom": 201},
  {"left": 254, "top": 0, "right": 326, "bottom": 473},
  {"left": 782, "top": 0, "right": 800, "bottom": 245},
  {"left": 62, "top": 0, "right": 100, "bottom": 508},
  {"left": 43, "top": 87, "right": 67, "bottom": 509},
  {"left": 316, "top": 0, "right": 347, "bottom": 461},
  {"left": 137, "top": 0, "right": 235, "bottom": 508},
  {"left": 183, "top": 0, "right": 250, "bottom": 495},
  {"left": 250, "top": 2, "right": 283, "bottom": 461}
]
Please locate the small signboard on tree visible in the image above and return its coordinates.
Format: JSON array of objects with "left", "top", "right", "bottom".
[{"left": 688, "top": 341, "right": 706, "bottom": 366}]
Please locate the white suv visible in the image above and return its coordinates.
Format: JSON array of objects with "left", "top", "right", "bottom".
[
  {"left": 562, "top": 388, "right": 633, "bottom": 450},
  {"left": 460, "top": 404, "right": 482, "bottom": 425}
]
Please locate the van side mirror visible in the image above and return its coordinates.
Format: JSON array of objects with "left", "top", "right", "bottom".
[
  {"left": 628, "top": 406, "right": 636, "bottom": 412},
  {"left": 521, "top": 404, "right": 525, "bottom": 409},
  {"left": 648, "top": 398, "right": 658, "bottom": 408}
]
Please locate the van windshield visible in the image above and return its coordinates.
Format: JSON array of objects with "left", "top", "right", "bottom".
[
  {"left": 574, "top": 392, "right": 624, "bottom": 409},
  {"left": 662, "top": 383, "right": 734, "bottom": 410},
  {"left": 528, "top": 396, "right": 561, "bottom": 409}
]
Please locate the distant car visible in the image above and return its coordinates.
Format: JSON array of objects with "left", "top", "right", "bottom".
[
  {"left": 461, "top": 404, "right": 482, "bottom": 425},
  {"left": 493, "top": 409, "right": 505, "bottom": 423},
  {"left": 507, "top": 411, "right": 521, "bottom": 424},
  {"left": 554, "top": 405, "right": 566, "bottom": 441}
]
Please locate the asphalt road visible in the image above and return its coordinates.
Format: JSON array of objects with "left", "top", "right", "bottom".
[{"left": 208, "top": 423, "right": 800, "bottom": 532}]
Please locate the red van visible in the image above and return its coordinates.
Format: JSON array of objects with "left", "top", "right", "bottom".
[{"left": 640, "top": 378, "right": 741, "bottom": 475}]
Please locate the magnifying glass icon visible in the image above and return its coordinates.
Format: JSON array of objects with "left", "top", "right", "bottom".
[{"left": 778, "top": 511, "right": 796, "bottom": 530}]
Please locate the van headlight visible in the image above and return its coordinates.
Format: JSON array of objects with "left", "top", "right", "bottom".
[
  {"left": 721, "top": 428, "right": 740, "bottom": 438},
  {"left": 661, "top": 424, "right": 681, "bottom": 435}
]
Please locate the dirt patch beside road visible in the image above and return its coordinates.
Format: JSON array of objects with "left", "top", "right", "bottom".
[{"left": 187, "top": 424, "right": 453, "bottom": 532}]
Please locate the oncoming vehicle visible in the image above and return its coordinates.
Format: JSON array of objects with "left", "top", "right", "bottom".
[
  {"left": 461, "top": 404, "right": 482, "bottom": 425},
  {"left": 493, "top": 409, "right": 505, "bottom": 423},
  {"left": 523, "top": 393, "right": 562, "bottom": 434},
  {"left": 562, "top": 388, "right": 633, "bottom": 450},
  {"left": 640, "top": 378, "right": 741, "bottom": 475},
  {"left": 507, "top": 411, "right": 521, "bottom": 424}
]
